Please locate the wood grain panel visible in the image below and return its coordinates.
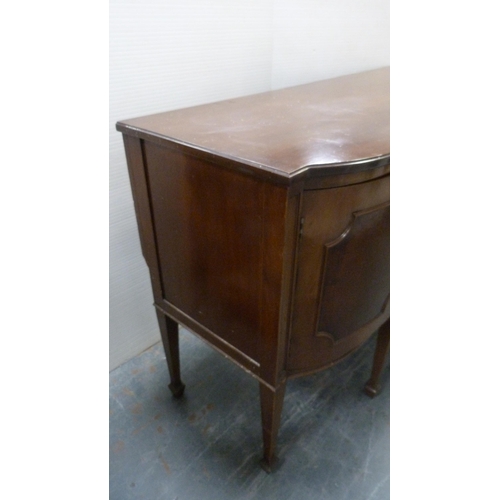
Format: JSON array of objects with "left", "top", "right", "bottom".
[
  {"left": 144, "top": 141, "right": 265, "bottom": 363},
  {"left": 287, "top": 175, "right": 389, "bottom": 376},
  {"left": 317, "top": 203, "right": 389, "bottom": 341}
]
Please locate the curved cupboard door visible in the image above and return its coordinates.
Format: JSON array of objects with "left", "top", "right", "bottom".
[{"left": 287, "top": 174, "right": 390, "bottom": 376}]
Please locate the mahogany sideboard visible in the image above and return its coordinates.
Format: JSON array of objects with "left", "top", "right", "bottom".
[{"left": 116, "top": 67, "right": 390, "bottom": 471}]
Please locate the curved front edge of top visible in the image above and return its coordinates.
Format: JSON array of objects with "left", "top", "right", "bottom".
[
  {"left": 290, "top": 154, "right": 390, "bottom": 183},
  {"left": 117, "top": 120, "right": 390, "bottom": 186}
]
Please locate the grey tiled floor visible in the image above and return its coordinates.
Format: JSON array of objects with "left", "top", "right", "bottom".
[{"left": 110, "top": 329, "right": 389, "bottom": 500}]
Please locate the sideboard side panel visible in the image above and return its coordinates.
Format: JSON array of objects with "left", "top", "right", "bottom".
[{"left": 143, "top": 141, "right": 267, "bottom": 364}]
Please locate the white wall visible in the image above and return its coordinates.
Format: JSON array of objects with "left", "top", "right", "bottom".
[
  {"left": 271, "top": 0, "right": 389, "bottom": 88},
  {"left": 109, "top": 0, "right": 389, "bottom": 370}
]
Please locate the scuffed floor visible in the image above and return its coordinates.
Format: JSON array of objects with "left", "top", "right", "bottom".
[{"left": 110, "top": 328, "right": 389, "bottom": 499}]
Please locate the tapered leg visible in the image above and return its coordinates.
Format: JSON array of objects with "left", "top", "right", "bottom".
[
  {"left": 364, "top": 319, "right": 390, "bottom": 398},
  {"left": 259, "top": 382, "right": 286, "bottom": 472},
  {"left": 156, "top": 310, "right": 185, "bottom": 398}
]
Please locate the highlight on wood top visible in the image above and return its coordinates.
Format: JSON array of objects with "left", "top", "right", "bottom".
[{"left": 117, "top": 67, "right": 390, "bottom": 181}]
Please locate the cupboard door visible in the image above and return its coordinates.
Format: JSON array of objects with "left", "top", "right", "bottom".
[{"left": 287, "top": 175, "right": 390, "bottom": 376}]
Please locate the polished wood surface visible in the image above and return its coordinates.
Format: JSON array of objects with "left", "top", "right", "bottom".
[
  {"left": 145, "top": 141, "right": 265, "bottom": 363},
  {"left": 117, "top": 67, "right": 389, "bottom": 183},
  {"left": 287, "top": 175, "right": 390, "bottom": 376},
  {"left": 117, "top": 68, "right": 390, "bottom": 471}
]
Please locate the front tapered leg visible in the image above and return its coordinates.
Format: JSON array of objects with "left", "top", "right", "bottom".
[
  {"left": 155, "top": 310, "right": 185, "bottom": 398},
  {"left": 259, "top": 382, "right": 286, "bottom": 472},
  {"left": 364, "top": 319, "right": 390, "bottom": 398}
]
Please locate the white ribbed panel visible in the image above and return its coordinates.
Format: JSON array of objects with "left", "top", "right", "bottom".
[
  {"left": 271, "top": 0, "right": 390, "bottom": 89},
  {"left": 110, "top": 0, "right": 389, "bottom": 370}
]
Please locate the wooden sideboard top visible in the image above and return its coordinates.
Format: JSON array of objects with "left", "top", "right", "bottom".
[{"left": 117, "top": 67, "right": 389, "bottom": 182}]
